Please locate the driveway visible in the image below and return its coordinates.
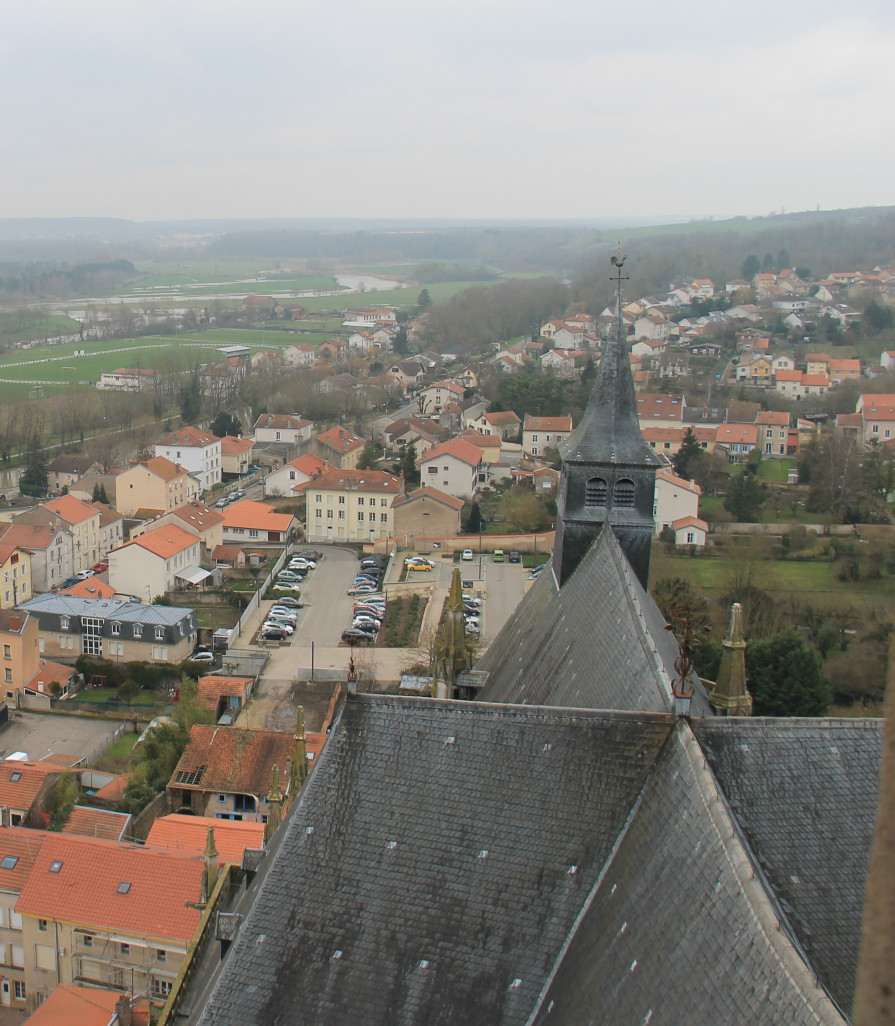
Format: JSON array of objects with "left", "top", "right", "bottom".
[{"left": 0, "top": 710, "right": 123, "bottom": 765}]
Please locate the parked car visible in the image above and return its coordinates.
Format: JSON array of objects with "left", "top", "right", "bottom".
[
  {"left": 272, "top": 583, "right": 303, "bottom": 592},
  {"left": 272, "top": 596, "right": 303, "bottom": 608},
  {"left": 261, "top": 627, "right": 288, "bottom": 641},
  {"left": 492, "top": 549, "right": 505, "bottom": 563},
  {"left": 404, "top": 556, "right": 434, "bottom": 568},
  {"left": 341, "top": 628, "right": 375, "bottom": 644},
  {"left": 277, "top": 570, "right": 304, "bottom": 583},
  {"left": 461, "top": 549, "right": 474, "bottom": 561},
  {"left": 269, "top": 606, "right": 298, "bottom": 620},
  {"left": 92, "top": 562, "right": 108, "bottom": 573},
  {"left": 295, "top": 551, "right": 322, "bottom": 562},
  {"left": 76, "top": 569, "right": 95, "bottom": 580},
  {"left": 462, "top": 594, "right": 482, "bottom": 607},
  {"left": 235, "top": 489, "right": 246, "bottom": 498},
  {"left": 262, "top": 620, "right": 294, "bottom": 635},
  {"left": 61, "top": 577, "right": 79, "bottom": 589},
  {"left": 354, "top": 603, "right": 385, "bottom": 615},
  {"left": 508, "top": 551, "right": 521, "bottom": 563},
  {"left": 406, "top": 562, "right": 434, "bottom": 573},
  {"left": 189, "top": 650, "right": 216, "bottom": 663},
  {"left": 348, "top": 584, "right": 379, "bottom": 595}
]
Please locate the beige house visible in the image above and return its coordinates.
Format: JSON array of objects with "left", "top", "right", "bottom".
[
  {"left": 419, "top": 439, "right": 484, "bottom": 499},
  {"left": 0, "top": 608, "right": 40, "bottom": 706},
  {"left": 264, "top": 454, "right": 328, "bottom": 498},
  {"left": 302, "top": 469, "right": 402, "bottom": 544},
  {"left": 15, "top": 496, "right": 100, "bottom": 576},
  {"left": 416, "top": 380, "right": 465, "bottom": 416},
  {"left": 471, "top": 410, "right": 521, "bottom": 440},
  {"left": 857, "top": 393, "right": 895, "bottom": 445},
  {"left": 129, "top": 501, "right": 225, "bottom": 559},
  {"left": 220, "top": 435, "right": 254, "bottom": 476},
  {"left": 393, "top": 486, "right": 463, "bottom": 541},
  {"left": 0, "top": 827, "right": 46, "bottom": 1010},
  {"left": 115, "top": 457, "right": 199, "bottom": 517},
  {"left": 314, "top": 427, "right": 366, "bottom": 470},
  {"left": 0, "top": 545, "right": 32, "bottom": 610},
  {"left": 109, "top": 525, "right": 204, "bottom": 601},
  {"left": 16, "top": 833, "right": 206, "bottom": 1011},
  {"left": 219, "top": 501, "right": 296, "bottom": 546},
  {"left": 521, "top": 415, "right": 574, "bottom": 457},
  {"left": 756, "top": 411, "right": 790, "bottom": 457},
  {"left": 252, "top": 414, "right": 314, "bottom": 446},
  {"left": 93, "top": 503, "right": 124, "bottom": 558},
  {"left": 46, "top": 455, "right": 102, "bottom": 494},
  {"left": 0, "top": 524, "right": 73, "bottom": 594}
]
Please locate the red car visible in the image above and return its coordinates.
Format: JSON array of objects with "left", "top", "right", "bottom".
[{"left": 92, "top": 562, "right": 108, "bottom": 573}]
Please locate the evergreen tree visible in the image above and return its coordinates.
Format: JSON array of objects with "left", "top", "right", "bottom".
[
  {"left": 747, "top": 631, "right": 831, "bottom": 717},
  {"left": 741, "top": 254, "right": 760, "bottom": 280},
  {"left": 92, "top": 482, "right": 109, "bottom": 504},
  {"left": 392, "top": 326, "right": 410, "bottom": 356},
  {"left": 724, "top": 468, "right": 765, "bottom": 522},
  {"left": 179, "top": 376, "right": 202, "bottom": 423},
  {"left": 399, "top": 443, "right": 420, "bottom": 486},
  {"left": 19, "top": 440, "right": 48, "bottom": 497},
  {"left": 416, "top": 288, "right": 432, "bottom": 312},
  {"left": 210, "top": 411, "right": 243, "bottom": 437},
  {"left": 464, "top": 500, "right": 487, "bottom": 535},
  {"left": 357, "top": 443, "right": 378, "bottom": 470},
  {"left": 672, "top": 427, "right": 703, "bottom": 480}
]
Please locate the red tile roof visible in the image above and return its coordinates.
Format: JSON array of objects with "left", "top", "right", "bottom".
[
  {"left": 0, "top": 760, "right": 74, "bottom": 813},
  {"left": 522, "top": 415, "right": 574, "bottom": 432},
  {"left": 0, "top": 826, "right": 47, "bottom": 893},
  {"left": 171, "top": 725, "right": 295, "bottom": 796},
  {"left": 393, "top": 486, "right": 465, "bottom": 511},
  {"left": 635, "top": 394, "right": 684, "bottom": 421},
  {"left": 61, "top": 805, "right": 131, "bottom": 841},
  {"left": 61, "top": 578, "right": 117, "bottom": 599},
  {"left": 26, "top": 659, "right": 79, "bottom": 693},
  {"left": 316, "top": 426, "right": 365, "bottom": 455},
  {"left": 119, "top": 523, "right": 198, "bottom": 560},
  {"left": 156, "top": 426, "right": 221, "bottom": 448},
  {"left": 421, "top": 439, "right": 484, "bottom": 468},
  {"left": 220, "top": 435, "right": 254, "bottom": 455},
  {"left": 297, "top": 468, "right": 402, "bottom": 495},
  {"left": 219, "top": 500, "right": 296, "bottom": 533},
  {"left": 197, "top": 675, "right": 253, "bottom": 707},
  {"left": 16, "top": 835, "right": 205, "bottom": 943},
  {"left": 43, "top": 494, "right": 98, "bottom": 525},
  {"left": 19, "top": 984, "right": 148, "bottom": 1026},
  {"left": 146, "top": 814, "right": 265, "bottom": 866}
]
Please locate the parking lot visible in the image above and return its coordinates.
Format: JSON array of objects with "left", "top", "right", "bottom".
[{"left": 0, "top": 710, "right": 123, "bottom": 765}]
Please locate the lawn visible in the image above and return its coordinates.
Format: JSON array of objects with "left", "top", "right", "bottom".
[
  {"left": 70, "top": 687, "right": 160, "bottom": 707},
  {"left": 94, "top": 732, "right": 141, "bottom": 774}
]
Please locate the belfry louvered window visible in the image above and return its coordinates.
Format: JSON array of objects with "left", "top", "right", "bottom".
[
  {"left": 614, "top": 479, "right": 635, "bottom": 507},
  {"left": 585, "top": 477, "right": 608, "bottom": 506}
]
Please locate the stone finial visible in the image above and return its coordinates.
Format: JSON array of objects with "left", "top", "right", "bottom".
[{"left": 709, "top": 602, "right": 753, "bottom": 716}]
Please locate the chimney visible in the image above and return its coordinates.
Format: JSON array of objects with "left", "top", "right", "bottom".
[{"left": 114, "top": 995, "right": 132, "bottom": 1026}]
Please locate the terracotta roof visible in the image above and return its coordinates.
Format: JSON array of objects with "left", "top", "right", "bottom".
[
  {"left": 523, "top": 415, "right": 575, "bottom": 432},
  {"left": 220, "top": 435, "right": 254, "bottom": 456},
  {"left": 213, "top": 544, "right": 243, "bottom": 561},
  {"left": 61, "top": 578, "right": 117, "bottom": 599},
  {"left": 803, "top": 374, "right": 830, "bottom": 386},
  {"left": 168, "top": 500, "right": 224, "bottom": 530},
  {"left": 715, "top": 424, "right": 759, "bottom": 445},
  {"left": 61, "top": 805, "right": 131, "bottom": 841},
  {"left": 171, "top": 724, "right": 295, "bottom": 796},
  {"left": 198, "top": 674, "right": 253, "bottom": 706},
  {"left": 392, "top": 486, "right": 465, "bottom": 511},
  {"left": 672, "top": 515, "right": 709, "bottom": 531},
  {"left": 17, "top": 834, "right": 205, "bottom": 942},
  {"left": 93, "top": 775, "right": 129, "bottom": 803},
  {"left": 117, "top": 523, "right": 198, "bottom": 560},
  {"left": 0, "top": 826, "right": 47, "bottom": 893},
  {"left": 146, "top": 814, "right": 265, "bottom": 866},
  {"left": 0, "top": 759, "right": 74, "bottom": 812},
  {"left": 860, "top": 394, "right": 895, "bottom": 419},
  {"left": 156, "top": 426, "right": 221, "bottom": 448},
  {"left": 756, "top": 411, "right": 790, "bottom": 426},
  {"left": 0, "top": 523, "right": 56, "bottom": 551},
  {"left": 459, "top": 430, "right": 500, "bottom": 449},
  {"left": 43, "top": 494, "right": 98, "bottom": 525},
  {"left": 775, "top": 370, "right": 803, "bottom": 382},
  {"left": 635, "top": 394, "right": 684, "bottom": 420},
  {"left": 219, "top": 500, "right": 296, "bottom": 532},
  {"left": 140, "top": 456, "right": 187, "bottom": 481},
  {"left": 21, "top": 985, "right": 149, "bottom": 1026},
  {"left": 421, "top": 438, "right": 484, "bottom": 468},
  {"left": 657, "top": 468, "right": 701, "bottom": 493},
  {"left": 297, "top": 469, "right": 402, "bottom": 495},
  {"left": 641, "top": 426, "right": 686, "bottom": 443},
  {"left": 26, "top": 659, "right": 79, "bottom": 693},
  {"left": 286, "top": 454, "right": 328, "bottom": 476},
  {"left": 253, "top": 413, "right": 311, "bottom": 431},
  {"left": 316, "top": 426, "right": 365, "bottom": 455}
]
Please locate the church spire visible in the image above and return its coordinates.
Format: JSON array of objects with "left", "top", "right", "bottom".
[
  {"left": 433, "top": 566, "right": 471, "bottom": 699},
  {"left": 552, "top": 247, "right": 662, "bottom": 589}
]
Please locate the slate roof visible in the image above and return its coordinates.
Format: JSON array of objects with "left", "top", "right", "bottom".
[
  {"left": 531, "top": 724, "right": 844, "bottom": 1026},
  {"left": 476, "top": 528, "right": 711, "bottom": 716},
  {"left": 694, "top": 717, "right": 883, "bottom": 1014},
  {"left": 197, "top": 697, "right": 674, "bottom": 1026}
]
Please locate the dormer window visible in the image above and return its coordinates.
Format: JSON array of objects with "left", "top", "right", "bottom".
[{"left": 60, "top": 616, "right": 70, "bottom": 630}]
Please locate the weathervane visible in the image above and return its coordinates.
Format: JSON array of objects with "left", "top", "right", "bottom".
[{"left": 610, "top": 241, "right": 628, "bottom": 296}]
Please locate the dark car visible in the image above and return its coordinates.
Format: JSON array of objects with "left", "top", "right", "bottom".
[
  {"left": 261, "top": 627, "right": 287, "bottom": 642},
  {"left": 341, "top": 628, "right": 375, "bottom": 644},
  {"left": 273, "top": 596, "right": 303, "bottom": 608},
  {"left": 508, "top": 551, "right": 521, "bottom": 563}
]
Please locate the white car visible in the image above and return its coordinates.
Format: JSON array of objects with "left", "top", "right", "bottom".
[
  {"left": 189, "top": 650, "right": 215, "bottom": 663},
  {"left": 461, "top": 549, "right": 474, "bottom": 561},
  {"left": 404, "top": 556, "right": 434, "bottom": 568},
  {"left": 269, "top": 607, "right": 298, "bottom": 621},
  {"left": 76, "top": 569, "right": 95, "bottom": 580},
  {"left": 262, "top": 620, "right": 294, "bottom": 635},
  {"left": 462, "top": 594, "right": 483, "bottom": 607}
]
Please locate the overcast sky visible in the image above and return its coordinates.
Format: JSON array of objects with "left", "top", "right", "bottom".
[{"left": 2, "top": 0, "right": 893, "bottom": 223}]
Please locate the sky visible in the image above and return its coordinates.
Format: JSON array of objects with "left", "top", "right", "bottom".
[{"left": 2, "top": 0, "right": 894, "bottom": 223}]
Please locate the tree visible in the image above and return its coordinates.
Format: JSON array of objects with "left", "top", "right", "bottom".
[
  {"left": 398, "top": 443, "right": 420, "bottom": 486},
  {"left": 672, "top": 427, "right": 703, "bottom": 480},
  {"left": 18, "top": 439, "right": 48, "bottom": 497},
  {"left": 92, "top": 482, "right": 109, "bottom": 504},
  {"left": 416, "top": 289, "right": 432, "bottom": 313},
  {"left": 210, "top": 411, "right": 243, "bottom": 437},
  {"left": 392, "top": 326, "right": 409, "bottom": 357},
  {"left": 357, "top": 443, "right": 378, "bottom": 470},
  {"left": 723, "top": 468, "right": 765, "bottom": 522},
  {"left": 179, "top": 375, "right": 202, "bottom": 423},
  {"left": 741, "top": 255, "right": 760, "bottom": 280},
  {"left": 464, "top": 500, "right": 487, "bottom": 535},
  {"left": 747, "top": 631, "right": 831, "bottom": 717},
  {"left": 862, "top": 300, "right": 894, "bottom": 335},
  {"left": 499, "top": 486, "right": 552, "bottom": 533},
  {"left": 48, "top": 772, "right": 79, "bottom": 831}
]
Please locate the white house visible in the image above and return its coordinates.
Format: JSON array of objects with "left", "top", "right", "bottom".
[
  {"left": 264, "top": 454, "right": 329, "bottom": 498},
  {"left": 252, "top": 413, "right": 314, "bottom": 446},
  {"left": 109, "top": 524, "right": 205, "bottom": 601},
  {"left": 419, "top": 439, "right": 484, "bottom": 499},
  {"left": 653, "top": 469, "right": 702, "bottom": 539},
  {"left": 154, "top": 427, "right": 222, "bottom": 493}
]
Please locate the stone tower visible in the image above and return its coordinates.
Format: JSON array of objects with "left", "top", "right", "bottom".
[
  {"left": 709, "top": 602, "right": 753, "bottom": 716},
  {"left": 553, "top": 251, "right": 663, "bottom": 589}
]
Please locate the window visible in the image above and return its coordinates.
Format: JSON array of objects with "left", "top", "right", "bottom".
[
  {"left": 326, "top": 510, "right": 333, "bottom": 520},
  {"left": 37, "top": 918, "right": 47, "bottom": 932},
  {"left": 4, "top": 670, "right": 10, "bottom": 683},
  {"left": 338, "top": 496, "right": 345, "bottom": 505},
  {"left": 2, "top": 645, "right": 9, "bottom": 659},
  {"left": 120, "top": 941, "right": 130, "bottom": 954},
  {"left": 585, "top": 477, "right": 608, "bottom": 506},
  {"left": 427, "top": 466, "right": 437, "bottom": 475},
  {"left": 155, "top": 627, "right": 165, "bottom": 640},
  {"left": 9, "top": 771, "right": 19, "bottom": 783},
  {"left": 152, "top": 978, "right": 173, "bottom": 998},
  {"left": 315, "top": 509, "right": 322, "bottom": 518},
  {"left": 613, "top": 479, "right": 635, "bottom": 508},
  {"left": 111, "top": 622, "right": 121, "bottom": 636},
  {"left": 381, "top": 499, "right": 388, "bottom": 507},
  {"left": 532, "top": 434, "right": 539, "bottom": 442},
  {"left": 133, "top": 624, "right": 143, "bottom": 638},
  {"left": 13, "top": 981, "right": 25, "bottom": 1000},
  {"left": 338, "top": 510, "right": 345, "bottom": 521},
  {"left": 60, "top": 616, "right": 70, "bottom": 630},
  {"left": 1, "top": 856, "right": 18, "bottom": 870},
  {"left": 380, "top": 514, "right": 387, "bottom": 525},
  {"left": 369, "top": 513, "right": 376, "bottom": 522},
  {"left": 157, "top": 949, "right": 167, "bottom": 962},
  {"left": 357, "top": 513, "right": 364, "bottom": 522},
  {"left": 315, "top": 494, "right": 322, "bottom": 503},
  {"left": 49, "top": 861, "right": 63, "bottom": 873},
  {"left": 357, "top": 497, "right": 364, "bottom": 506},
  {"left": 687, "top": 532, "right": 696, "bottom": 544}
]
